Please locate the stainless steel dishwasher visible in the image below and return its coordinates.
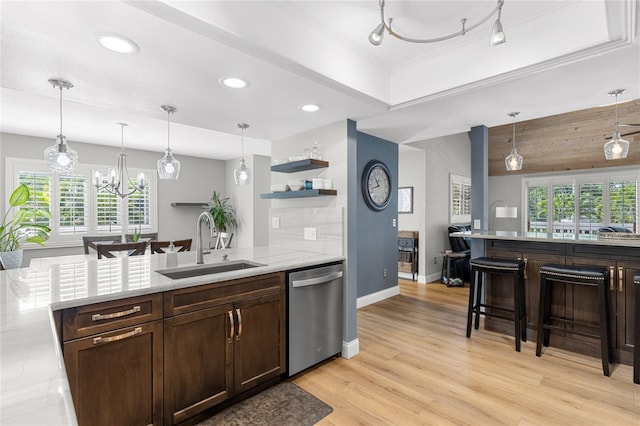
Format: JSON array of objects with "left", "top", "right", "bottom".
[{"left": 288, "top": 262, "right": 344, "bottom": 376}]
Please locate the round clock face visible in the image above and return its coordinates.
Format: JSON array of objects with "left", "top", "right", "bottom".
[{"left": 362, "top": 160, "right": 391, "bottom": 211}]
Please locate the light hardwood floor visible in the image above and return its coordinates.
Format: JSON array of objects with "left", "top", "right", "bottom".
[{"left": 293, "top": 279, "right": 640, "bottom": 425}]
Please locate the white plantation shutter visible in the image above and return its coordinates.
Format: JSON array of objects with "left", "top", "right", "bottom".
[
  {"left": 525, "top": 172, "right": 639, "bottom": 235},
  {"left": 609, "top": 180, "right": 637, "bottom": 230},
  {"left": 96, "top": 189, "right": 123, "bottom": 234},
  {"left": 450, "top": 174, "right": 471, "bottom": 223},
  {"left": 58, "top": 174, "right": 89, "bottom": 235},
  {"left": 17, "top": 171, "right": 51, "bottom": 229},
  {"left": 6, "top": 158, "right": 157, "bottom": 247},
  {"left": 127, "top": 182, "right": 152, "bottom": 233}
]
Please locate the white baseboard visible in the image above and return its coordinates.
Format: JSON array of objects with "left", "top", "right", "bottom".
[
  {"left": 426, "top": 272, "right": 443, "bottom": 284},
  {"left": 357, "top": 285, "right": 399, "bottom": 309},
  {"left": 399, "top": 272, "right": 439, "bottom": 284},
  {"left": 342, "top": 338, "right": 359, "bottom": 358}
]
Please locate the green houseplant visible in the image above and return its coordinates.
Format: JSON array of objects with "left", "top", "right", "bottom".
[
  {"left": 0, "top": 184, "right": 51, "bottom": 269},
  {"left": 207, "top": 191, "right": 237, "bottom": 233}
]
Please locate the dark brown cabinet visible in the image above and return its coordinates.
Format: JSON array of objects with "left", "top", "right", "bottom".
[
  {"left": 485, "top": 239, "right": 637, "bottom": 365},
  {"left": 58, "top": 271, "right": 288, "bottom": 426},
  {"left": 61, "top": 294, "right": 164, "bottom": 426},
  {"left": 163, "top": 304, "right": 233, "bottom": 424},
  {"left": 163, "top": 272, "right": 286, "bottom": 425}
]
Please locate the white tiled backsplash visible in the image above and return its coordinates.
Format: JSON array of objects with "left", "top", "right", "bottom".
[{"left": 269, "top": 207, "right": 343, "bottom": 255}]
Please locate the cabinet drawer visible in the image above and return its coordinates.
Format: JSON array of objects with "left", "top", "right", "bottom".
[
  {"left": 165, "top": 272, "right": 285, "bottom": 317},
  {"left": 61, "top": 293, "right": 163, "bottom": 341},
  {"left": 398, "top": 262, "right": 414, "bottom": 273},
  {"left": 398, "top": 238, "right": 415, "bottom": 248}
]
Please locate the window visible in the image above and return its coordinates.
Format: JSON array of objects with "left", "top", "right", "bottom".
[
  {"left": 6, "top": 158, "right": 157, "bottom": 248},
  {"left": 450, "top": 174, "right": 471, "bottom": 223},
  {"left": 524, "top": 171, "right": 638, "bottom": 235}
]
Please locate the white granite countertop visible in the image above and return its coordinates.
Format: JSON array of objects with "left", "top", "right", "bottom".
[
  {"left": 451, "top": 230, "right": 640, "bottom": 247},
  {"left": 0, "top": 246, "right": 343, "bottom": 425}
]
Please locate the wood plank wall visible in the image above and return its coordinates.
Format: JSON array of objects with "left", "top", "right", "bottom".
[{"left": 488, "top": 99, "right": 640, "bottom": 176}]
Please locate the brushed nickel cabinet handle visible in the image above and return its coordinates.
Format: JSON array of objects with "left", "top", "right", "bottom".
[
  {"left": 92, "top": 305, "right": 141, "bottom": 321},
  {"left": 93, "top": 327, "right": 142, "bottom": 345},
  {"left": 618, "top": 266, "right": 624, "bottom": 292},
  {"left": 609, "top": 266, "right": 615, "bottom": 291},
  {"left": 523, "top": 258, "right": 528, "bottom": 280},
  {"left": 235, "top": 308, "right": 242, "bottom": 341},
  {"left": 228, "top": 311, "right": 234, "bottom": 343}
]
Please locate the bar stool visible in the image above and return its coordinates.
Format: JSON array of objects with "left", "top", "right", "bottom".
[
  {"left": 634, "top": 273, "right": 640, "bottom": 384},
  {"left": 536, "top": 264, "right": 610, "bottom": 376},
  {"left": 467, "top": 257, "right": 526, "bottom": 351}
]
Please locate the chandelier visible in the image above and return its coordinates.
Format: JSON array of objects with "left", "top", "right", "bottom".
[
  {"left": 94, "top": 123, "right": 146, "bottom": 198},
  {"left": 157, "top": 105, "right": 181, "bottom": 179},
  {"left": 44, "top": 78, "right": 78, "bottom": 173},
  {"left": 369, "top": 0, "right": 506, "bottom": 47},
  {"left": 234, "top": 123, "right": 251, "bottom": 185},
  {"left": 604, "top": 89, "right": 629, "bottom": 160}
]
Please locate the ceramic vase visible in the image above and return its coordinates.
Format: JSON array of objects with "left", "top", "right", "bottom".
[{"left": 0, "top": 249, "right": 24, "bottom": 270}]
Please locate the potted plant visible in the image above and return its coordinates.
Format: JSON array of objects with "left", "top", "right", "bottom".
[
  {"left": 207, "top": 191, "right": 237, "bottom": 233},
  {"left": 0, "top": 184, "right": 51, "bottom": 269}
]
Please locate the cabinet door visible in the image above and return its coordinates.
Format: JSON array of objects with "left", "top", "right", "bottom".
[
  {"left": 233, "top": 292, "right": 286, "bottom": 394},
  {"left": 522, "top": 252, "right": 566, "bottom": 332},
  {"left": 616, "top": 260, "right": 640, "bottom": 357},
  {"left": 164, "top": 304, "right": 233, "bottom": 425},
  {"left": 63, "top": 321, "right": 163, "bottom": 426}
]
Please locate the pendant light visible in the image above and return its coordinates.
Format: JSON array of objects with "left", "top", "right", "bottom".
[
  {"left": 94, "top": 123, "right": 146, "bottom": 198},
  {"left": 505, "top": 112, "right": 523, "bottom": 171},
  {"left": 234, "top": 123, "right": 251, "bottom": 186},
  {"left": 157, "top": 105, "right": 181, "bottom": 179},
  {"left": 604, "top": 89, "right": 629, "bottom": 160},
  {"left": 44, "top": 79, "right": 78, "bottom": 173}
]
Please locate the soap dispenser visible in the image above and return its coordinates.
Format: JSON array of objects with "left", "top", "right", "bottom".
[{"left": 166, "top": 240, "right": 178, "bottom": 268}]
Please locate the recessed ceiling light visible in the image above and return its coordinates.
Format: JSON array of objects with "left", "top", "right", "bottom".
[
  {"left": 220, "top": 77, "right": 248, "bottom": 89},
  {"left": 300, "top": 104, "right": 321, "bottom": 113},
  {"left": 96, "top": 32, "right": 139, "bottom": 54}
]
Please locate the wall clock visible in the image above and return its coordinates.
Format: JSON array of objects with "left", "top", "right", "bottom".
[{"left": 362, "top": 160, "right": 391, "bottom": 211}]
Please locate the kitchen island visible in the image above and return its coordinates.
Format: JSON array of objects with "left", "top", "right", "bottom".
[
  {"left": 453, "top": 230, "right": 638, "bottom": 367},
  {"left": 0, "top": 246, "right": 344, "bottom": 425}
]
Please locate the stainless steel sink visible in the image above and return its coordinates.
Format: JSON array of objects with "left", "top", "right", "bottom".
[{"left": 157, "top": 260, "right": 265, "bottom": 279}]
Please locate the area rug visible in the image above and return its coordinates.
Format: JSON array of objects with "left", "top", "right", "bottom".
[{"left": 196, "top": 381, "right": 333, "bottom": 426}]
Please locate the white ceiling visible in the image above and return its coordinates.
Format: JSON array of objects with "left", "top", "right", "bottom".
[{"left": 1, "top": 0, "right": 639, "bottom": 160}]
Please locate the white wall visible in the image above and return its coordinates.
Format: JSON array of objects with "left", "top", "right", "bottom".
[
  {"left": 225, "top": 154, "right": 271, "bottom": 248},
  {"left": 268, "top": 120, "right": 348, "bottom": 254},
  {"left": 398, "top": 144, "right": 426, "bottom": 282},
  {"left": 1, "top": 133, "right": 226, "bottom": 261},
  {"left": 407, "top": 132, "right": 471, "bottom": 283}
]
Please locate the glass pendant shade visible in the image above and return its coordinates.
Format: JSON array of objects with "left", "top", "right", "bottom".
[
  {"left": 234, "top": 159, "right": 251, "bottom": 185},
  {"left": 157, "top": 105, "right": 181, "bottom": 180},
  {"left": 46, "top": 79, "right": 77, "bottom": 173},
  {"left": 45, "top": 134, "right": 78, "bottom": 174},
  {"left": 157, "top": 148, "right": 181, "bottom": 179},
  {"left": 505, "top": 148, "right": 523, "bottom": 171},
  {"left": 505, "top": 111, "right": 523, "bottom": 171},
  {"left": 369, "top": 22, "right": 385, "bottom": 45},
  {"left": 604, "top": 131, "right": 629, "bottom": 160},
  {"left": 234, "top": 123, "right": 251, "bottom": 186},
  {"left": 604, "top": 89, "right": 629, "bottom": 160}
]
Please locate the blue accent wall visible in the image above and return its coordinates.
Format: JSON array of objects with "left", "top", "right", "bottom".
[{"left": 352, "top": 130, "right": 399, "bottom": 298}]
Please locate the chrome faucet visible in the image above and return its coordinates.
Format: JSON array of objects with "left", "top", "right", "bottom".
[{"left": 196, "top": 211, "right": 215, "bottom": 264}]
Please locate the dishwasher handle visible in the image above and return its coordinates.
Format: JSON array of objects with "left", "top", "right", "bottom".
[{"left": 291, "top": 271, "right": 343, "bottom": 288}]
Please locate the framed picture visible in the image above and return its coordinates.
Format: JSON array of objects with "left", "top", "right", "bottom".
[{"left": 398, "top": 186, "right": 413, "bottom": 214}]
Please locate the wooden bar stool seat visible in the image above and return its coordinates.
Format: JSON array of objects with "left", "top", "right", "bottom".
[
  {"left": 536, "top": 264, "right": 611, "bottom": 376},
  {"left": 467, "top": 257, "right": 526, "bottom": 351}
]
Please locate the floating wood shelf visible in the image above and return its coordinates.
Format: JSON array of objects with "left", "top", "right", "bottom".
[
  {"left": 260, "top": 189, "right": 337, "bottom": 199},
  {"left": 270, "top": 159, "right": 329, "bottom": 173},
  {"left": 170, "top": 203, "right": 207, "bottom": 207}
]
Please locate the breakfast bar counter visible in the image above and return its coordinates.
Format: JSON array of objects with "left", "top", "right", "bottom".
[
  {"left": 0, "top": 247, "right": 344, "bottom": 425},
  {"left": 452, "top": 230, "right": 638, "bottom": 369}
]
